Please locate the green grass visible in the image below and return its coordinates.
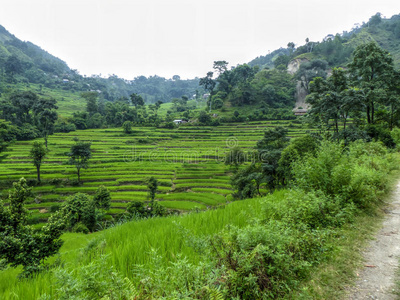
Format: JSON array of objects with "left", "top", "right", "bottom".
[
  {"left": 0, "top": 194, "right": 267, "bottom": 299},
  {"left": 1, "top": 121, "right": 310, "bottom": 223}
]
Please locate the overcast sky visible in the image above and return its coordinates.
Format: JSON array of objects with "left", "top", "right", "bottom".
[{"left": 0, "top": 0, "right": 399, "bottom": 80}]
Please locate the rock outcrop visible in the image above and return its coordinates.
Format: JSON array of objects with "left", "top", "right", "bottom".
[{"left": 288, "top": 58, "right": 310, "bottom": 112}]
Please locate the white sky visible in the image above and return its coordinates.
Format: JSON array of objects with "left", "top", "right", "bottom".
[{"left": 0, "top": 0, "right": 399, "bottom": 80}]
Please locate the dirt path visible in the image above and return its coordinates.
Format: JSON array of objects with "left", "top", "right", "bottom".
[{"left": 346, "top": 181, "right": 400, "bottom": 299}]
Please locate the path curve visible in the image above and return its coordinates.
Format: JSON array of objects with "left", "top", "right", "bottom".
[{"left": 346, "top": 181, "right": 400, "bottom": 299}]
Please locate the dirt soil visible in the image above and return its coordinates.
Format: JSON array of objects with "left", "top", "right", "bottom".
[{"left": 346, "top": 181, "right": 400, "bottom": 299}]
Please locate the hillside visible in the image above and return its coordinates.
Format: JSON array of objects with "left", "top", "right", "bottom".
[
  {"left": 247, "top": 13, "right": 400, "bottom": 74},
  {"left": 0, "top": 25, "right": 200, "bottom": 109}
]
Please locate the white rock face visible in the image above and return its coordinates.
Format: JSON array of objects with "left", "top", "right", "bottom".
[{"left": 287, "top": 58, "right": 310, "bottom": 111}]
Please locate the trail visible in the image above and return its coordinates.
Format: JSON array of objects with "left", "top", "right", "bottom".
[{"left": 346, "top": 181, "right": 400, "bottom": 299}]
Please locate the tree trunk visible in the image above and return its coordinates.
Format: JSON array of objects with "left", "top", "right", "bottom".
[
  {"left": 367, "top": 105, "right": 371, "bottom": 124},
  {"left": 371, "top": 102, "right": 375, "bottom": 124},
  {"left": 390, "top": 104, "right": 394, "bottom": 131},
  {"left": 37, "top": 166, "right": 41, "bottom": 182}
]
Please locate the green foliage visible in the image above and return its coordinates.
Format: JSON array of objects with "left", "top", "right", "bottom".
[
  {"left": 0, "top": 120, "right": 17, "bottom": 159},
  {"left": 147, "top": 176, "right": 158, "bottom": 201},
  {"left": 126, "top": 201, "right": 148, "bottom": 217},
  {"left": 62, "top": 193, "right": 97, "bottom": 232},
  {"left": 72, "top": 222, "right": 89, "bottom": 234},
  {"left": 349, "top": 41, "right": 396, "bottom": 124},
  {"left": 67, "top": 139, "right": 92, "bottom": 182},
  {"left": 292, "top": 140, "right": 392, "bottom": 209},
  {"left": 130, "top": 93, "right": 145, "bottom": 108},
  {"left": 295, "top": 59, "right": 328, "bottom": 94},
  {"left": 0, "top": 178, "right": 65, "bottom": 276},
  {"left": 198, "top": 111, "right": 212, "bottom": 125},
  {"left": 93, "top": 186, "right": 111, "bottom": 211},
  {"left": 122, "top": 120, "right": 133, "bottom": 134},
  {"left": 48, "top": 256, "right": 138, "bottom": 300},
  {"left": 231, "top": 163, "right": 264, "bottom": 199},
  {"left": 224, "top": 147, "right": 245, "bottom": 169},
  {"left": 278, "top": 134, "right": 319, "bottom": 182},
  {"left": 81, "top": 92, "right": 98, "bottom": 115},
  {"left": 29, "top": 141, "right": 48, "bottom": 182}
]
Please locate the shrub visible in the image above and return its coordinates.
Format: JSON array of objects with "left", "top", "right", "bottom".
[
  {"left": 93, "top": 186, "right": 111, "bottom": 210},
  {"left": 72, "top": 222, "right": 90, "bottom": 234},
  {"left": 62, "top": 193, "right": 97, "bottom": 232},
  {"left": 122, "top": 121, "right": 133, "bottom": 134}
]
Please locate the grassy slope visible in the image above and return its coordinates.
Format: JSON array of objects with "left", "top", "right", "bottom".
[
  {"left": 1, "top": 167, "right": 398, "bottom": 299},
  {"left": 0, "top": 82, "right": 85, "bottom": 117},
  {"left": 0, "top": 121, "right": 311, "bottom": 225},
  {"left": 0, "top": 195, "right": 267, "bottom": 299}
]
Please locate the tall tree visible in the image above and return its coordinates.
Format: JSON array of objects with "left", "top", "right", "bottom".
[
  {"left": 213, "top": 60, "right": 229, "bottom": 75},
  {"left": 36, "top": 109, "right": 58, "bottom": 148},
  {"left": 349, "top": 42, "right": 395, "bottom": 124},
  {"left": 307, "top": 68, "right": 362, "bottom": 132},
  {"left": 256, "top": 127, "right": 289, "bottom": 190},
  {"left": 29, "top": 141, "right": 48, "bottom": 182},
  {"left": 81, "top": 92, "right": 98, "bottom": 116},
  {"left": 1, "top": 91, "right": 39, "bottom": 125},
  {"left": 130, "top": 93, "right": 145, "bottom": 108},
  {"left": 147, "top": 176, "right": 158, "bottom": 202},
  {"left": 67, "top": 139, "right": 92, "bottom": 182},
  {"left": 0, "top": 120, "right": 17, "bottom": 160}
]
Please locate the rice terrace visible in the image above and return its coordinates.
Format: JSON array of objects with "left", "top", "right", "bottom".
[
  {"left": 2, "top": 7, "right": 400, "bottom": 300},
  {"left": 1, "top": 121, "right": 307, "bottom": 224}
]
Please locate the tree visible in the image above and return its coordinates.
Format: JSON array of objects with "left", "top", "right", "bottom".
[
  {"left": 147, "top": 176, "right": 158, "bottom": 201},
  {"left": 231, "top": 164, "right": 265, "bottom": 199},
  {"left": 225, "top": 147, "right": 246, "bottom": 170},
  {"left": 307, "top": 68, "right": 361, "bottom": 131},
  {"left": 122, "top": 121, "right": 133, "bottom": 134},
  {"left": 81, "top": 92, "right": 98, "bottom": 116},
  {"left": 36, "top": 108, "right": 58, "bottom": 148},
  {"left": 213, "top": 60, "right": 229, "bottom": 75},
  {"left": 4, "top": 55, "right": 23, "bottom": 80},
  {"left": 130, "top": 93, "right": 145, "bottom": 108},
  {"left": 1, "top": 91, "right": 39, "bottom": 125},
  {"left": 93, "top": 186, "right": 111, "bottom": 211},
  {"left": 349, "top": 42, "right": 395, "bottom": 124},
  {"left": 29, "top": 141, "right": 48, "bottom": 183},
  {"left": 0, "top": 178, "right": 65, "bottom": 276},
  {"left": 61, "top": 193, "right": 96, "bottom": 232},
  {"left": 256, "top": 127, "right": 289, "bottom": 190},
  {"left": 67, "top": 139, "right": 92, "bottom": 182},
  {"left": 198, "top": 111, "right": 212, "bottom": 125},
  {"left": 0, "top": 120, "right": 17, "bottom": 160},
  {"left": 287, "top": 42, "right": 295, "bottom": 55},
  {"left": 278, "top": 135, "right": 319, "bottom": 183},
  {"left": 199, "top": 71, "right": 216, "bottom": 106},
  {"left": 155, "top": 100, "right": 163, "bottom": 113}
]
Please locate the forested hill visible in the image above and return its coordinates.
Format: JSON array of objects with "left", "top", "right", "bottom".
[
  {"left": 0, "top": 25, "right": 199, "bottom": 104},
  {"left": 248, "top": 13, "right": 400, "bottom": 70}
]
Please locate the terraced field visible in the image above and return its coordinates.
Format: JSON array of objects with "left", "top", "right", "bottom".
[{"left": 0, "top": 121, "right": 309, "bottom": 225}]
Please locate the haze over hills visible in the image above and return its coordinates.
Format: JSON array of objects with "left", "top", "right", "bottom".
[{"left": 0, "top": 12, "right": 400, "bottom": 109}]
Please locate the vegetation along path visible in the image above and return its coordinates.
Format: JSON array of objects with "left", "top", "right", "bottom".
[{"left": 347, "top": 180, "right": 400, "bottom": 299}]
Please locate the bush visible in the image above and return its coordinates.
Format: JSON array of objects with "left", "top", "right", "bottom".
[
  {"left": 72, "top": 222, "right": 90, "bottom": 234},
  {"left": 62, "top": 193, "right": 97, "bottom": 232},
  {"left": 93, "top": 186, "right": 111, "bottom": 210},
  {"left": 365, "top": 124, "right": 396, "bottom": 148},
  {"left": 122, "top": 121, "right": 133, "bottom": 134}
]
